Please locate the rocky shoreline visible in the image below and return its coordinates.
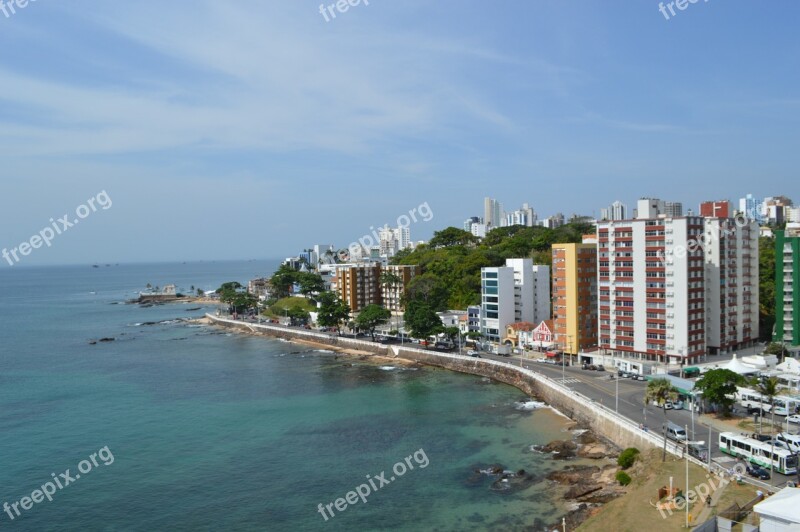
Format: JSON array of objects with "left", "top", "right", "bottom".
[
  {"left": 202, "top": 316, "right": 628, "bottom": 530},
  {"left": 535, "top": 428, "right": 626, "bottom": 530}
]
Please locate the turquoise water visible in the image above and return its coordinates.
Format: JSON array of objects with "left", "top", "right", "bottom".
[{"left": 0, "top": 262, "right": 572, "bottom": 531}]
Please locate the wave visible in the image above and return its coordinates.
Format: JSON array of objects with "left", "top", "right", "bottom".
[{"left": 514, "top": 400, "right": 546, "bottom": 411}]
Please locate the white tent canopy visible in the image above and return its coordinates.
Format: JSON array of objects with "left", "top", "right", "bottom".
[
  {"left": 754, "top": 487, "right": 800, "bottom": 528},
  {"left": 776, "top": 357, "right": 800, "bottom": 375},
  {"left": 722, "top": 354, "right": 759, "bottom": 375}
]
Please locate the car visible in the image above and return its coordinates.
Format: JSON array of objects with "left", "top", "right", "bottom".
[
  {"left": 746, "top": 464, "right": 771, "bottom": 480},
  {"left": 634, "top": 374, "right": 646, "bottom": 381},
  {"left": 665, "top": 400, "right": 683, "bottom": 411},
  {"left": 467, "top": 350, "right": 481, "bottom": 358},
  {"left": 596, "top": 365, "right": 605, "bottom": 372},
  {"left": 687, "top": 444, "right": 709, "bottom": 461},
  {"left": 582, "top": 364, "right": 591, "bottom": 370},
  {"left": 787, "top": 414, "right": 800, "bottom": 425},
  {"left": 618, "top": 370, "right": 631, "bottom": 378},
  {"left": 765, "top": 440, "right": 791, "bottom": 451}
]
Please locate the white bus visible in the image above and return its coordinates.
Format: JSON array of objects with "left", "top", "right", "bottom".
[
  {"left": 736, "top": 388, "right": 800, "bottom": 416},
  {"left": 737, "top": 388, "right": 767, "bottom": 411},
  {"left": 770, "top": 395, "right": 800, "bottom": 417},
  {"left": 719, "top": 432, "right": 798, "bottom": 475}
]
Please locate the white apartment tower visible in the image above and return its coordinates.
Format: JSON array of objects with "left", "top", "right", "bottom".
[
  {"left": 703, "top": 218, "right": 760, "bottom": 353},
  {"left": 480, "top": 259, "right": 550, "bottom": 342},
  {"left": 484, "top": 197, "right": 504, "bottom": 229},
  {"left": 598, "top": 215, "right": 759, "bottom": 364}
]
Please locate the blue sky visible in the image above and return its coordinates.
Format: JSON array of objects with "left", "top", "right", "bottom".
[{"left": 0, "top": 0, "right": 798, "bottom": 265}]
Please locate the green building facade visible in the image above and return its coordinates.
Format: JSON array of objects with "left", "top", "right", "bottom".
[{"left": 775, "top": 230, "right": 800, "bottom": 347}]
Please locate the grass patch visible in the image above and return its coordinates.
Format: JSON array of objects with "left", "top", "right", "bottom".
[
  {"left": 265, "top": 297, "right": 316, "bottom": 317},
  {"left": 576, "top": 449, "right": 722, "bottom": 532}
]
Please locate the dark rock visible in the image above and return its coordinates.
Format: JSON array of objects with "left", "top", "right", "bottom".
[
  {"left": 98, "top": 337, "right": 115, "bottom": 342},
  {"left": 546, "top": 466, "right": 600, "bottom": 484},
  {"left": 578, "top": 489, "right": 622, "bottom": 504},
  {"left": 564, "top": 482, "right": 603, "bottom": 499}
]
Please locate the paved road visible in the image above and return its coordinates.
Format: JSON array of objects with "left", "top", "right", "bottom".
[{"left": 479, "top": 352, "right": 800, "bottom": 490}]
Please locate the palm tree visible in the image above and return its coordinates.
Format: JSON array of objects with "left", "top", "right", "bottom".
[
  {"left": 645, "top": 378, "right": 679, "bottom": 462},
  {"left": 755, "top": 377, "right": 780, "bottom": 476},
  {"left": 380, "top": 271, "right": 403, "bottom": 334}
]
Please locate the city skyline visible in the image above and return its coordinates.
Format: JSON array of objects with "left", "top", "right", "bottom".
[{"left": 1, "top": 2, "right": 799, "bottom": 266}]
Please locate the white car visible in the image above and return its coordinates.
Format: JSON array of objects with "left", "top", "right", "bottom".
[{"left": 787, "top": 414, "right": 800, "bottom": 424}]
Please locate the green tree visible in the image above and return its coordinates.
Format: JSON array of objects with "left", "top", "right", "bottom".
[
  {"left": 270, "top": 265, "right": 298, "bottom": 299},
  {"left": 428, "top": 227, "right": 478, "bottom": 249},
  {"left": 404, "top": 301, "right": 443, "bottom": 344},
  {"left": 217, "top": 281, "right": 243, "bottom": 302},
  {"left": 228, "top": 292, "right": 258, "bottom": 315},
  {"left": 751, "top": 376, "right": 780, "bottom": 437},
  {"left": 316, "top": 291, "right": 350, "bottom": 336},
  {"left": 442, "top": 326, "right": 461, "bottom": 346},
  {"left": 694, "top": 369, "right": 746, "bottom": 418},
  {"left": 644, "top": 378, "right": 679, "bottom": 462},
  {"left": 759, "top": 236, "right": 776, "bottom": 340},
  {"left": 764, "top": 342, "right": 789, "bottom": 359},
  {"left": 297, "top": 272, "right": 325, "bottom": 300},
  {"left": 404, "top": 273, "right": 450, "bottom": 311},
  {"left": 355, "top": 304, "right": 392, "bottom": 341},
  {"left": 287, "top": 307, "right": 310, "bottom": 326}
]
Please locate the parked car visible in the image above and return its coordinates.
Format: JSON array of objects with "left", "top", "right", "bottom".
[
  {"left": 618, "top": 370, "right": 631, "bottom": 378},
  {"left": 787, "top": 414, "right": 800, "bottom": 425},
  {"left": 687, "top": 443, "right": 709, "bottom": 462},
  {"left": 665, "top": 400, "right": 683, "bottom": 411},
  {"left": 596, "top": 365, "right": 605, "bottom": 372},
  {"left": 582, "top": 364, "right": 591, "bottom": 370},
  {"left": 765, "top": 440, "right": 791, "bottom": 451},
  {"left": 746, "top": 464, "right": 771, "bottom": 480},
  {"left": 467, "top": 350, "right": 481, "bottom": 358},
  {"left": 634, "top": 374, "right": 646, "bottom": 381}
]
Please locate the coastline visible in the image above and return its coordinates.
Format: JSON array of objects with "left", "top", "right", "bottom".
[{"left": 198, "top": 315, "right": 626, "bottom": 528}]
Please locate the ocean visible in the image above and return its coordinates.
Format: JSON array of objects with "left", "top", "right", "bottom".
[{"left": 0, "top": 261, "right": 573, "bottom": 531}]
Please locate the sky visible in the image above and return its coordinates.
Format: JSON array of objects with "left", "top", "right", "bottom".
[{"left": 0, "top": 0, "right": 798, "bottom": 266}]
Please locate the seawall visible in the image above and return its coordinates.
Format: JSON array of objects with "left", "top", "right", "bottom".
[{"left": 207, "top": 314, "right": 690, "bottom": 458}]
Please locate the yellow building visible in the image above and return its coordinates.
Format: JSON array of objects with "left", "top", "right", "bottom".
[{"left": 551, "top": 242, "right": 597, "bottom": 356}]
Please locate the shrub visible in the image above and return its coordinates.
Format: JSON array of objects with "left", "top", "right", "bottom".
[
  {"left": 617, "top": 447, "right": 640, "bottom": 469},
  {"left": 616, "top": 471, "right": 632, "bottom": 486}
]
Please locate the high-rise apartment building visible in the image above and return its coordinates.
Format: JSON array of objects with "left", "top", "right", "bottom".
[
  {"left": 480, "top": 266, "right": 515, "bottom": 342},
  {"left": 484, "top": 197, "right": 504, "bottom": 229},
  {"left": 336, "top": 263, "right": 420, "bottom": 314},
  {"left": 552, "top": 243, "right": 598, "bottom": 355},
  {"left": 480, "top": 259, "right": 550, "bottom": 342},
  {"left": 703, "top": 218, "right": 760, "bottom": 353},
  {"left": 665, "top": 202, "right": 683, "bottom": 217},
  {"left": 600, "top": 201, "right": 627, "bottom": 221},
  {"left": 739, "top": 194, "right": 764, "bottom": 224},
  {"left": 597, "top": 215, "right": 758, "bottom": 364},
  {"left": 505, "top": 203, "right": 537, "bottom": 227},
  {"left": 337, "top": 264, "right": 382, "bottom": 313},
  {"left": 775, "top": 228, "right": 800, "bottom": 348},
  {"left": 380, "top": 265, "right": 421, "bottom": 314}
]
